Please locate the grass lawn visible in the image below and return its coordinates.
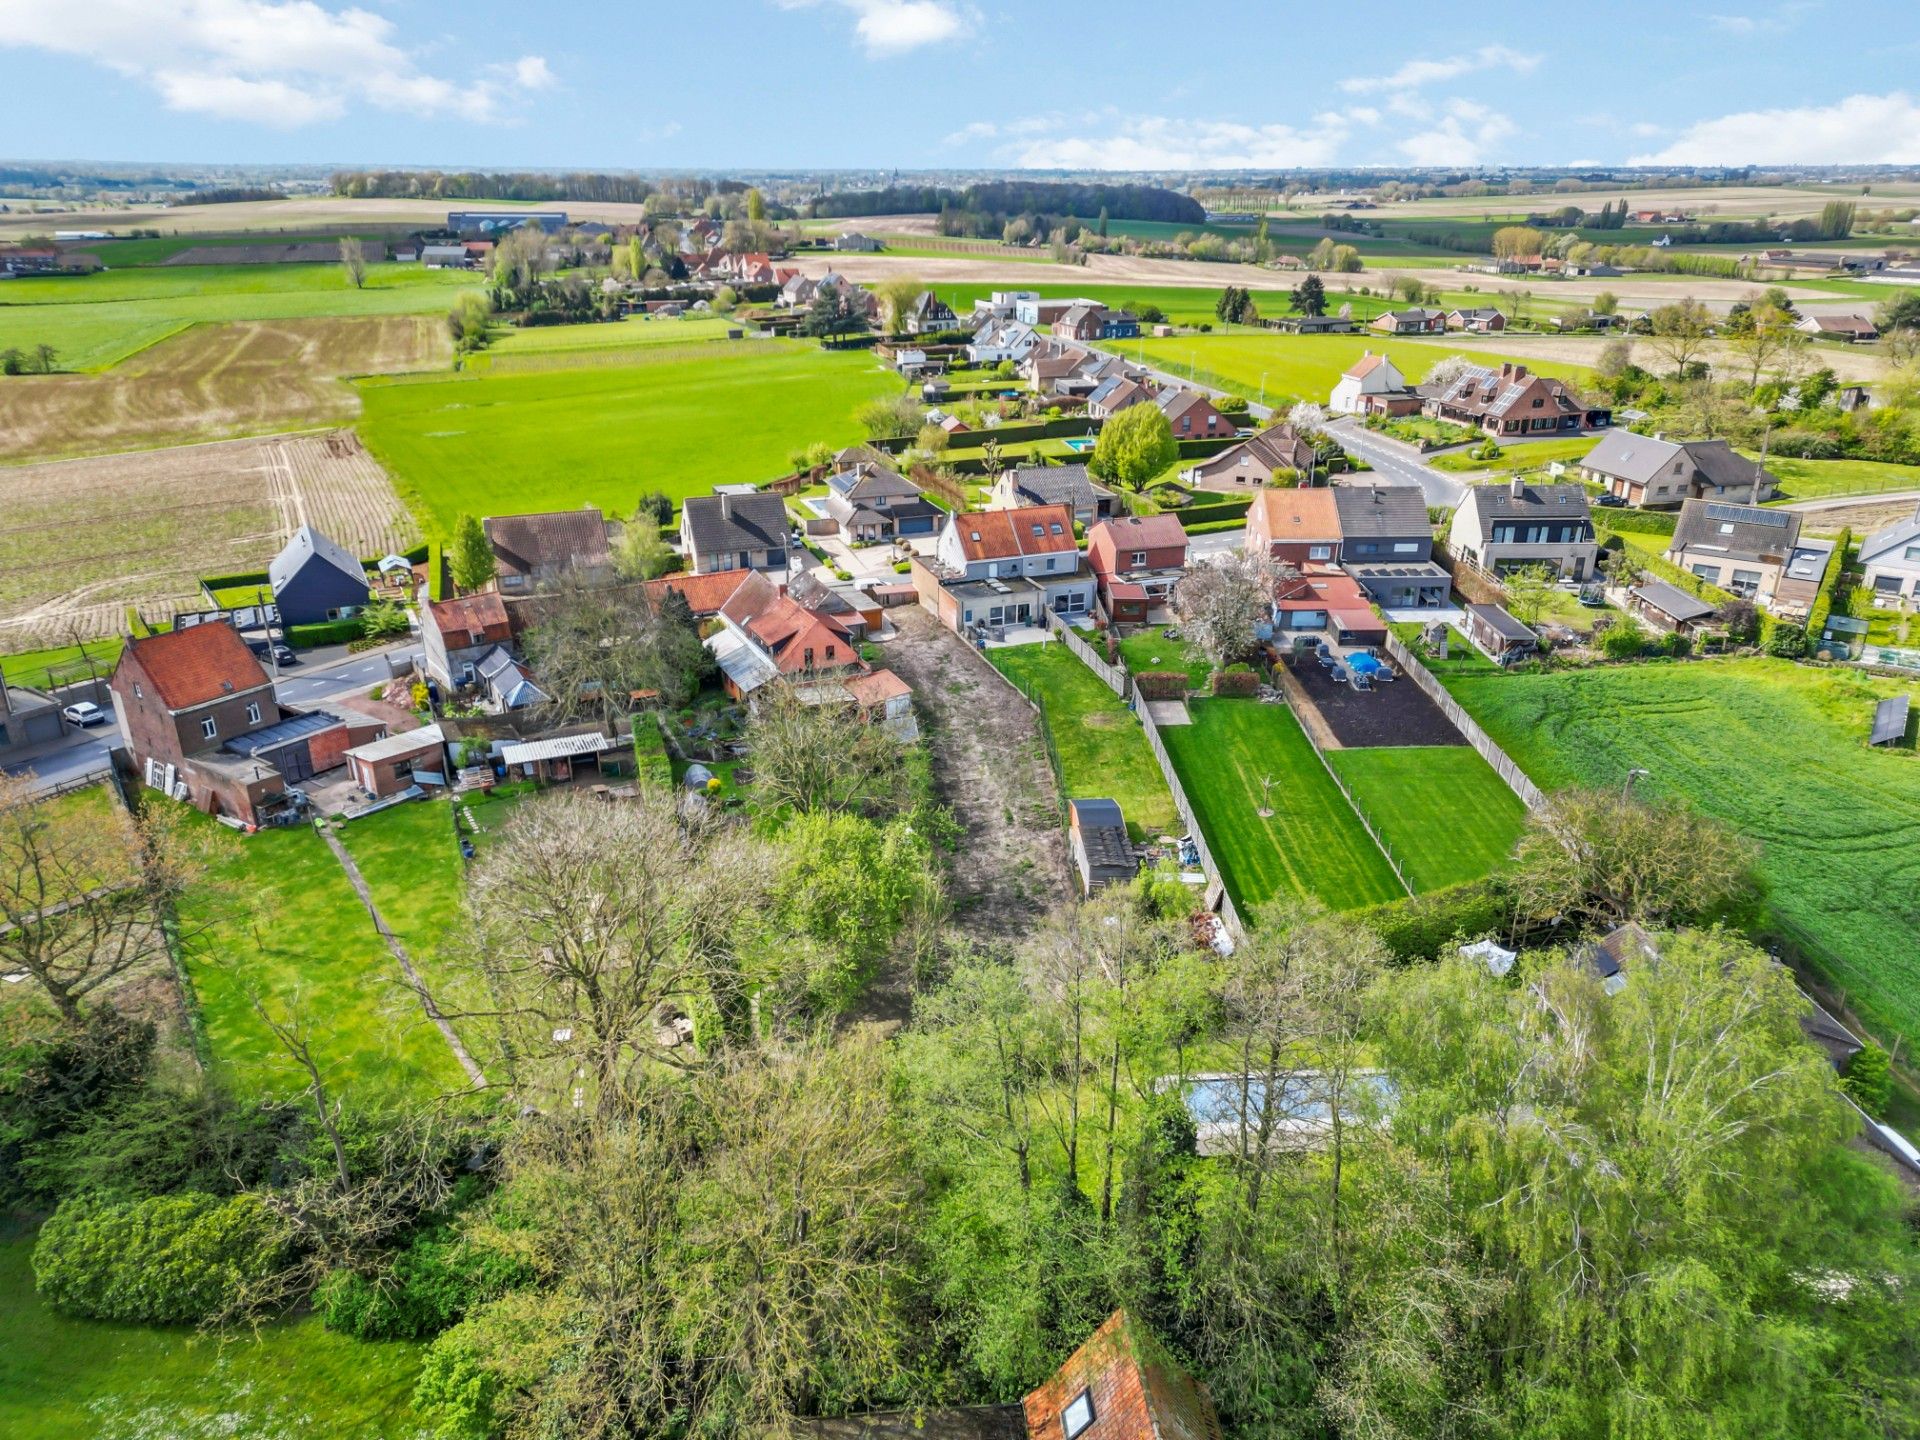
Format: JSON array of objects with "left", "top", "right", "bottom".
[
  {"left": 0, "top": 262, "right": 481, "bottom": 372},
  {"left": 1761, "top": 455, "right": 1920, "bottom": 504},
  {"left": 355, "top": 341, "right": 896, "bottom": 539},
  {"left": 1390, "top": 623, "right": 1501, "bottom": 679},
  {"left": 1435, "top": 657, "right": 1920, "bottom": 1055},
  {"left": 1365, "top": 415, "right": 1479, "bottom": 447},
  {"left": 487, "top": 314, "right": 742, "bottom": 354},
  {"left": 0, "top": 637, "right": 126, "bottom": 690},
  {"left": 1158, "top": 698, "right": 1403, "bottom": 916},
  {"left": 1118, "top": 625, "right": 1211, "bottom": 689},
  {"left": 179, "top": 815, "right": 468, "bottom": 1100},
  {"left": 1326, "top": 746, "right": 1528, "bottom": 893},
  {"left": 986, "top": 639, "right": 1177, "bottom": 838},
  {"left": 1428, "top": 436, "right": 1600, "bottom": 474},
  {"left": 1125, "top": 334, "right": 1589, "bottom": 412},
  {"left": 1525, "top": 586, "right": 1615, "bottom": 634},
  {"left": 0, "top": 1221, "right": 423, "bottom": 1440}
]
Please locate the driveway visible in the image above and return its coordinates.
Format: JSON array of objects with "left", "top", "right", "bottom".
[{"left": 1326, "top": 420, "right": 1467, "bottom": 508}]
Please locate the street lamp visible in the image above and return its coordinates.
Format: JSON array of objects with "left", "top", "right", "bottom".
[
  {"left": 1622, "top": 767, "right": 1650, "bottom": 801},
  {"left": 1260, "top": 371, "right": 1268, "bottom": 408}
]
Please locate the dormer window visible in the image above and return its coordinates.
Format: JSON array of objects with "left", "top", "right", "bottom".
[{"left": 1062, "top": 1390, "right": 1095, "bottom": 1440}]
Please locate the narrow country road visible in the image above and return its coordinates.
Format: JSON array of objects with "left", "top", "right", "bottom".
[
  {"left": 1777, "top": 489, "right": 1920, "bottom": 514},
  {"left": 1326, "top": 420, "right": 1468, "bottom": 508}
]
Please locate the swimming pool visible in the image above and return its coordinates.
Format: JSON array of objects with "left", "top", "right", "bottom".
[{"left": 1064, "top": 437, "right": 1097, "bottom": 453}]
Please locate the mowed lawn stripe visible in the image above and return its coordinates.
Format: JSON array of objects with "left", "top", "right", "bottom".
[
  {"left": 354, "top": 341, "right": 897, "bottom": 539},
  {"left": 1160, "top": 699, "right": 1402, "bottom": 916},
  {"left": 985, "top": 640, "right": 1176, "bottom": 838},
  {"left": 1326, "top": 746, "right": 1528, "bottom": 893}
]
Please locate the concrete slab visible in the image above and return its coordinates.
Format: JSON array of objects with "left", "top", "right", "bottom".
[
  {"left": 1383, "top": 604, "right": 1465, "bottom": 626},
  {"left": 1146, "top": 699, "right": 1192, "bottom": 726},
  {"left": 984, "top": 625, "right": 1052, "bottom": 648}
]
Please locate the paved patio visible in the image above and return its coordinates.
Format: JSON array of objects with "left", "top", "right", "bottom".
[{"left": 1145, "top": 699, "right": 1191, "bottom": 726}]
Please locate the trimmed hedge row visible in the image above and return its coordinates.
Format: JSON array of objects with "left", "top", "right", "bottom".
[
  {"left": 1806, "top": 528, "right": 1853, "bottom": 639},
  {"left": 289, "top": 619, "right": 365, "bottom": 648},
  {"left": 1176, "top": 497, "right": 1253, "bottom": 527},
  {"left": 1594, "top": 508, "right": 1678, "bottom": 536},
  {"left": 1355, "top": 879, "right": 1510, "bottom": 962},
  {"left": 1134, "top": 671, "right": 1191, "bottom": 700}
]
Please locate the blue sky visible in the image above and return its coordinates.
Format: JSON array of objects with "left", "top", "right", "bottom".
[{"left": 1, "top": 0, "right": 1918, "bottom": 169}]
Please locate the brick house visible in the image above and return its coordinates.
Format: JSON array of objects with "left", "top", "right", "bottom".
[
  {"left": 1369, "top": 307, "right": 1446, "bottom": 335},
  {"left": 1244, "top": 488, "right": 1342, "bottom": 566},
  {"left": 913, "top": 503, "right": 1095, "bottom": 633},
  {"left": 680, "top": 491, "right": 792, "bottom": 574},
  {"left": 1155, "top": 387, "right": 1233, "bottom": 440},
  {"left": 1579, "top": 431, "right": 1777, "bottom": 509},
  {"left": 1086, "top": 514, "right": 1188, "bottom": 623},
  {"left": 1182, "top": 425, "right": 1327, "bottom": 491},
  {"left": 1084, "top": 376, "right": 1154, "bottom": 420},
  {"left": 419, "top": 587, "right": 514, "bottom": 692},
  {"left": 344, "top": 724, "right": 446, "bottom": 799},
  {"left": 1665, "top": 499, "right": 1828, "bottom": 616},
  {"left": 1423, "top": 362, "right": 1612, "bottom": 437},
  {"left": 1445, "top": 306, "right": 1507, "bottom": 333}
]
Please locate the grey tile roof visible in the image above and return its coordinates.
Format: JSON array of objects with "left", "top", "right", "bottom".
[
  {"left": 1860, "top": 505, "right": 1920, "bottom": 565},
  {"left": 1462, "top": 482, "right": 1593, "bottom": 541},
  {"left": 1009, "top": 464, "right": 1100, "bottom": 509},
  {"left": 1332, "top": 483, "right": 1428, "bottom": 538},
  {"left": 1467, "top": 603, "right": 1536, "bottom": 642},
  {"left": 1669, "top": 498, "right": 1800, "bottom": 562},
  {"left": 1632, "top": 579, "right": 1715, "bottom": 622},
  {"left": 1580, "top": 429, "right": 1685, "bottom": 485},
  {"left": 485, "top": 509, "right": 611, "bottom": 578},
  {"left": 269, "top": 525, "right": 364, "bottom": 594},
  {"left": 681, "top": 492, "right": 789, "bottom": 557}
]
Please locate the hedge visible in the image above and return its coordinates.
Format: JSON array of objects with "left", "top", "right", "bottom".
[
  {"left": 1593, "top": 508, "right": 1678, "bottom": 536},
  {"left": 1134, "top": 671, "right": 1191, "bottom": 700},
  {"left": 33, "top": 1191, "right": 285, "bottom": 1324},
  {"left": 632, "top": 715, "right": 672, "bottom": 789},
  {"left": 1805, "top": 528, "right": 1852, "bottom": 640},
  {"left": 289, "top": 618, "right": 366, "bottom": 648},
  {"left": 1212, "top": 666, "right": 1260, "bottom": 696},
  {"left": 1177, "top": 497, "right": 1253, "bottom": 527},
  {"left": 1355, "top": 879, "right": 1510, "bottom": 962},
  {"left": 1184, "top": 518, "right": 1248, "bottom": 536}
]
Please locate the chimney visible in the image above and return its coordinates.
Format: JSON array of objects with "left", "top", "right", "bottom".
[
  {"left": 1510, "top": 477, "right": 1526, "bottom": 500},
  {"left": 1653, "top": 431, "right": 1663, "bottom": 441},
  {"left": 1498, "top": 362, "right": 1513, "bottom": 378}
]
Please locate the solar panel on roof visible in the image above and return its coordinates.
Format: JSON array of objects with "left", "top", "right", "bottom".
[{"left": 1705, "top": 502, "right": 1789, "bottom": 527}]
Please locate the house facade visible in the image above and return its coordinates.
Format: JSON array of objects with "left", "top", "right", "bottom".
[
  {"left": 903, "top": 290, "right": 960, "bottom": 334},
  {"left": 1859, "top": 503, "right": 1920, "bottom": 604},
  {"left": 1424, "top": 362, "right": 1611, "bottom": 436},
  {"left": 1665, "top": 499, "right": 1824, "bottom": 615},
  {"left": 1328, "top": 351, "right": 1409, "bottom": 415},
  {"left": 1447, "top": 480, "right": 1599, "bottom": 580},
  {"left": 1245, "top": 488, "right": 1342, "bottom": 567},
  {"left": 1580, "top": 431, "right": 1776, "bottom": 509},
  {"left": 268, "top": 525, "right": 369, "bottom": 626},
  {"left": 420, "top": 588, "right": 514, "bottom": 692},
  {"left": 913, "top": 503, "right": 1096, "bottom": 633},
  {"left": 1333, "top": 484, "right": 1451, "bottom": 609},
  {"left": 1446, "top": 307, "right": 1507, "bottom": 332},
  {"left": 823, "top": 461, "right": 942, "bottom": 541},
  {"left": 1085, "top": 514, "right": 1188, "bottom": 623},
  {"left": 1370, "top": 307, "right": 1446, "bottom": 335},
  {"left": 1183, "top": 425, "right": 1329, "bottom": 491},
  {"left": 1156, "top": 387, "right": 1233, "bottom": 440},
  {"left": 680, "top": 492, "right": 791, "bottom": 574},
  {"left": 486, "top": 508, "right": 613, "bottom": 593}
]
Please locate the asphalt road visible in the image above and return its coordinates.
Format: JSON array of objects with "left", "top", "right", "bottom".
[
  {"left": 1326, "top": 421, "right": 1468, "bottom": 509},
  {"left": 4, "top": 643, "right": 422, "bottom": 793}
]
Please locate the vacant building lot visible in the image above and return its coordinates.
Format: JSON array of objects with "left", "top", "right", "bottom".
[
  {"left": 0, "top": 314, "right": 446, "bottom": 462},
  {"left": 986, "top": 640, "right": 1177, "bottom": 839},
  {"left": 1160, "top": 698, "right": 1404, "bottom": 916},
  {"left": 1437, "top": 657, "right": 1920, "bottom": 1057},
  {"left": 0, "top": 431, "right": 418, "bottom": 647},
  {"left": 356, "top": 340, "right": 897, "bottom": 537}
]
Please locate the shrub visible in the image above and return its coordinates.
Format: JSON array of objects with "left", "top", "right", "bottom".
[
  {"left": 1355, "top": 879, "right": 1509, "bottom": 962},
  {"left": 414, "top": 1325, "right": 502, "bottom": 1440},
  {"left": 1134, "top": 671, "right": 1191, "bottom": 700},
  {"left": 1598, "top": 616, "right": 1648, "bottom": 659},
  {"left": 1763, "top": 623, "right": 1809, "bottom": 658},
  {"left": 33, "top": 1191, "right": 285, "bottom": 1324},
  {"left": 1211, "top": 665, "right": 1260, "bottom": 697},
  {"left": 1843, "top": 1042, "right": 1893, "bottom": 1118},
  {"left": 289, "top": 618, "right": 366, "bottom": 648},
  {"left": 318, "top": 1228, "right": 530, "bottom": 1341}
]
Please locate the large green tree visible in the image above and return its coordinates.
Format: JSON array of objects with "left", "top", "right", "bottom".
[{"left": 1088, "top": 401, "right": 1178, "bottom": 488}]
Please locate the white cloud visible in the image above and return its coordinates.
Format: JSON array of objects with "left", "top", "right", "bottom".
[
  {"left": 1007, "top": 115, "right": 1350, "bottom": 170},
  {"left": 1341, "top": 45, "right": 1538, "bottom": 95},
  {"left": 1630, "top": 91, "right": 1920, "bottom": 164},
  {"left": 1708, "top": 4, "right": 1815, "bottom": 36},
  {"left": 774, "top": 0, "right": 970, "bottom": 57},
  {"left": 0, "top": 1, "right": 553, "bottom": 127},
  {"left": 1709, "top": 13, "right": 1759, "bottom": 31},
  {"left": 1396, "top": 98, "right": 1518, "bottom": 165}
]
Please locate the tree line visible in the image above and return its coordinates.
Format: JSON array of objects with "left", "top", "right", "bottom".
[{"left": 809, "top": 180, "right": 1204, "bottom": 225}]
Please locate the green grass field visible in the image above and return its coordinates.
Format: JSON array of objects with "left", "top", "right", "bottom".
[
  {"left": 1126, "top": 334, "right": 1589, "bottom": 411},
  {"left": 1434, "top": 658, "right": 1920, "bottom": 1053},
  {"left": 986, "top": 640, "right": 1177, "bottom": 838},
  {"left": 356, "top": 341, "right": 897, "bottom": 538},
  {"left": 0, "top": 1222, "right": 423, "bottom": 1440},
  {"left": 1762, "top": 455, "right": 1920, "bottom": 504},
  {"left": 0, "top": 637, "right": 127, "bottom": 690},
  {"left": 1428, "top": 436, "right": 1601, "bottom": 474},
  {"left": 179, "top": 815, "right": 468, "bottom": 1100},
  {"left": 1326, "top": 746, "right": 1528, "bottom": 892},
  {"left": 0, "top": 262, "right": 480, "bottom": 371},
  {"left": 1159, "top": 698, "right": 1403, "bottom": 915},
  {"left": 487, "top": 314, "right": 742, "bottom": 354}
]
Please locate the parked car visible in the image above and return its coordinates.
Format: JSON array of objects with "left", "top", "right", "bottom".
[
  {"left": 1594, "top": 491, "right": 1626, "bottom": 508},
  {"left": 248, "top": 641, "right": 297, "bottom": 665},
  {"left": 61, "top": 701, "right": 108, "bottom": 727}
]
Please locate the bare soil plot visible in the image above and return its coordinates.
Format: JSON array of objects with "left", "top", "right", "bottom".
[
  {"left": 878, "top": 608, "right": 1074, "bottom": 939},
  {"left": 0, "top": 431, "right": 417, "bottom": 647},
  {"left": 0, "top": 195, "right": 658, "bottom": 244},
  {"left": 0, "top": 314, "right": 446, "bottom": 463},
  {"left": 1284, "top": 655, "right": 1465, "bottom": 749},
  {"left": 1388, "top": 329, "right": 1895, "bottom": 383}
]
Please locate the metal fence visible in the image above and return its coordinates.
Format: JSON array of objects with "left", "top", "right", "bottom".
[
  {"left": 1286, "top": 706, "right": 1415, "bottom": 897},
  {"left": 1132, "top": 678, "right": 1246, "bottom": 938},
  {"left": 1043, "top": 611, "right": 1129, "bottom": 698},
  {"left": 1383, "top": 631, "right": 1547, "bottom": 811}
]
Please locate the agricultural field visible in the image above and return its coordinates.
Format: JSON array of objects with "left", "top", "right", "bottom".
[
  {"left": 487, "top": 313, "right": 741, "bottom": 354},
  {"left": 356, "top": 341, "right": 898, "bottom": 538},
  {"left": 177, "top": 813, "right": 469, "bottom": 1101},
  {"left": 1435, "top": 658, "right": 1920, "bottom": 1055},
  {"left": 1762, "top": 455, "right": 1920, "bottom": 504},
  {"left": 0, "top": 262, "right": 479, "bottom": 371},
  {"left": 1326, "top": 746, "right": 1528, "bottom": 893},
  {"left": 1158, "top": 698, "right": 1404, "bottom": 916},
  {"left": 1126, "top": 333, "right": 1588, "bottom": 411},
  {"left": 0, "top": 1223, "right": 424, "bottom": 1440},
  {"left": 0, "top": 315, "right": 446, "bottom": 462},
  {"left": 985, "top": 640, "right": 1177, "bottom": 840},
  {"left": 0, "top": 431, "right": 417, "bottom": 648}
]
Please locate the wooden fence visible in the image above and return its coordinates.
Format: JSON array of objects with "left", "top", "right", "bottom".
[
  {"left": 1383, "top": 631, "right": 1547, "bottom": 811},
  {"left": 1131, "top": 680, "right": 1246, "bottom": 938},
  {"left": 1043, "top": 611, "right": 1129, "bottom": 698}
]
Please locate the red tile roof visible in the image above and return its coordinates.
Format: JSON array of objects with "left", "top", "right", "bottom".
[
  {"left": 1024, "top": 1311, "right": 1221, "bottom": 1440},
  {"left": 428, "top": 591, "right": 511, "bottom": 648},
  {"left": 644, "top": 568, "right": 755, "bottom": 617},
  {"left": 842, "top": 668, "right": 911, "bottom": 708},
  {"left": 952, "top": 504, "right": 1077, "bottom": 562},
  {"left": 117, "top": 623, "right": 269, "bottom": 711}
]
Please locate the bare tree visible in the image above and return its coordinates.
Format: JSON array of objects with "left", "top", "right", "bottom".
[
  {"left": 466, "top": 789, "right": 779, "bottom": 1111},
  {"left": 0, "top": 774, "right": 204, "bottom": 1024},
  {"left": 518, "top": 573, "right": 707, "bottom": 723},
  {"left": 742, "top": 682, "right": 909, "bottom": 816},
  {"left": 338, "top": 236, "right": 367, "bottom": 289},
  {"left": 1174, "top": 551, "right": 1284, "bottom": 670},
  {"left": 1420, "top": 355, "right": 1475, "bottom": 392},
  {"left": 1646, "top": 297, "right": 1714, "bottom": 377}
]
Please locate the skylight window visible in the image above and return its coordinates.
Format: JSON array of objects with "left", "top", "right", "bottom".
[{"left": 1062, "top": 1390, "right": 1095, "bottom": 1440}]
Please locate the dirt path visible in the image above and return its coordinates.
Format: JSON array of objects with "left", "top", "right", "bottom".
[
  {"left": 880, "top": 608, "right": 1074, "bottom": 942},
  {"left": 319, "top": 823, "right": 487, "bottom": 1090}
]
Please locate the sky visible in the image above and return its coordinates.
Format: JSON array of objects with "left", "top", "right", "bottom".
[{"left": 2, "top": 0, "right": 1919, "bottom": 171}]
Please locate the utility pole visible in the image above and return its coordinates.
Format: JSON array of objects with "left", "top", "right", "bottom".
[
  {"left": 1622, "top": 766, "right": 1650, "bottom": 802},
  {"left": 1752, "top": 415, "right": 1772, "bottom": 506}
]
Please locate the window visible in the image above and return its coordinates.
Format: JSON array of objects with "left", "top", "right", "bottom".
[
  {"left": 1905, "top": 544, "right": 1920, "bottom": 561},
  {"left": 1393, "top": 542, "right": 1420, "bottom": 553},
  {"left": 246, "top": 702, "right": 261, "bottom": 725},
  {"left": 1062, "top": 1391, "right": 1095, "bottom": 1440},
  {"left": 133, "top": 683, "right": 142, "bottom": 700},
  {"left": 1130, "top": 551, "right": 1147, "bottom": 566},
  {"left": 1690, "top": 563, "right": 1722, "bottom": 583},
  {"left": 1875, "top": 574, "right": 1902, "bottom": 593},
  {"left": 803, "top": 647, "right": 815, "bottom": 668},
  {"left": 1356, "top": 542, "right": 1379, "bottom": 555},
  {"left": 201, "top": 717, "right": 218, "bottom": 740},
  {"left": 1309, "top": 544, "right": 1331, "bottom": 560},
  {"left": 1180, "top": 416, "right": 1191, "bottom": 432},
  {"left": 825, "top": 645, "right": 836, "bottom": 662}
]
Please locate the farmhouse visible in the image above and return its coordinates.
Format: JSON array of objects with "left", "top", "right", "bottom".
[
  {"left": 912, "top": 504, "right": 1095, "bottom": 634},
  {"left": 267, "top": 524, "right": 369, "bottom": 627},
  {"left": 680, "top": 492, "right": 791, "bottom": 575},
  {"left": 1579, "top": 431, "right": 1777, "bottom": 508},
  {"left": 1334, "top": 485, "right": 1451, "bottom": 609},
  {"left": 1328, "top": 352, "right": 1414, "bottom": 416},
  {"left": 992, "top": 464, "right": 1114, "bottom": 528},
  {"left": 1447, "top": 480, "right": 1599, "bottom": 580},
  {"left": 1794, "top": 312, "right": 1880, "bottom": 342},
  {"left": 1665, "top": 499, "right": 1821, "bottom": 614},
  {"left": 1155, "top": 386, "right": 1233, "bottom": 439},
  {"left": 1423, "top": 362, "right": 1611, "bottom": 437},
  {"left": 486, "top": 508, "right": 614, "bottom": 593},
  {"left": 1446, "top": 306, "right": 1508, "bottom": 333},
  {"left": 419, "top": 588, "right": 514, "bottom": 694},
  {"left": 1086, "top": 514, "right": 1188, "bottom": 623},
  {"left": 1858, "top": 502, "right": 1920, "bottom": 603},
  {"left": 1068, "top": 798, "right": 1138, "bottom": 895},
  {"left": 1370, "top": 308, "right": 1447, "bottom": 335},
  {"left": 1182, "top": 424, "right": 1324, "bottom": 491},
  {"left": 824, "top": 460, "right": 943, "bottom": 541},
  {"left": 1245, "top": 487, "right": 1342, "bottom": 566}
]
